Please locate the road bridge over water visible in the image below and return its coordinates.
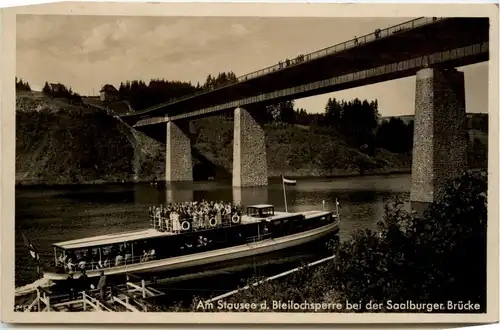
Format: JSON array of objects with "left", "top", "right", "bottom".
[{"left": 120, "top": 16, "right": 489, "bottom": 210}]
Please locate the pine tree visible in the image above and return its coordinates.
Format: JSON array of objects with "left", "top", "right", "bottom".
[{"left": 42, "top": 81, "right": 51, "bottom": 95}]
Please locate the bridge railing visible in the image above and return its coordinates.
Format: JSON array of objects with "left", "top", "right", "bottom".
[{"left": 129, "top": 17, "right": 445, "bottom": 116}]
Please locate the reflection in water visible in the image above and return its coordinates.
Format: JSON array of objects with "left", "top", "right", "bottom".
[
  {"left": 232, "top": 186, "right": 269, "bottom": 206},
  {"left": 15, "top": 174, "right": 411, "bottom": 287},
  {"left": 166, "top": 184, "right": 194, "bottom": 204}
]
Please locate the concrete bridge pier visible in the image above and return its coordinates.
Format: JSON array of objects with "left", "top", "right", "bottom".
[
  {"left": 233, "top": 107, "right": 268, "bottom": 187},
  {"left": 410, "top": 67, "right": 468, "bottom": 213},
  {"left": 166, "top": 120, "right": 193, "bottom": 182}
]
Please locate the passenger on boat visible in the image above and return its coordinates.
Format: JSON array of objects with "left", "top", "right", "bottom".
[
  {"left": 58, "top": 253, "right": 67, "bottom": 265},
  {"left": 163, "top": 214, "right": 169, "bottom": 232},
  {"left": 97, "top": 271, "right": 107, "bottom": 302},
  {"left": 115, "top": 254, "right": 124, "bottom": 266},
  {"left": 203, "top": 213, "right": 210, "bottom": 228},
  {"left": 66, "top": 272, "right": 75, "bottom": 300},
  {"left": 141, "top": 250, "right": 149, "bottom": 262},
  {"left": 78, "top": 260, "right": 86, "bottom": 270},
  {"left": 215, "top": 207, "right": 222, "bottom": 225},
  {"left": 224, "top": 204, "right": 232, "bottom": 223},
  {"left": 263, "top": 225, "right": 269, "bottom": 234},
  {"left": 125, "top": 251, "right": 132, "bottom": 264},
  {"left": 90, "top": 258, "right": 99, "bottom": 270},
  {"left": 193, "top": 212, "right": 199, "bottom": 230},
  {"left": 155, "top": 207, "right": 162, "bottom": 230},
  {"left": 151, "top": 200, "right": 244, "bottom": 233},
  {"left": 79, "top": 269, "right": 89, "bottom": 292},
  {"left": 67, "top": 258, "right": 75, "bottom": 272},
  {"left": 180, "top": 242, "right": 193, "bottom": 250},
  {"left": 172, "top": 212, "right": 180, "bottom": 233}
]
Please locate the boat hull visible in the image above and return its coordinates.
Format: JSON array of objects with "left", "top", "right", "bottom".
[{"left": 43, "top": 218, "right": 340, "bottom": 282}]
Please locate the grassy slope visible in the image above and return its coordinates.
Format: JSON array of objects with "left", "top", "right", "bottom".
[{"left": 15, "top": 92, "right": 411, "bottom": 185}]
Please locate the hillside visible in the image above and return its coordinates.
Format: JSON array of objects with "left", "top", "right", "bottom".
[
  {"left": 15, "top": 92, "right": 412, "bottom": 186},
  {"left": 192, "top": 117, "right": 411, "bottom": 178},
  {"left": 16, "top": 92, "right": 164, "bottom": 185}
]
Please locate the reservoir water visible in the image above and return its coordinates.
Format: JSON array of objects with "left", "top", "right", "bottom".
[{"left": 15, "top": 174, "right": 411, "bottom": 303}]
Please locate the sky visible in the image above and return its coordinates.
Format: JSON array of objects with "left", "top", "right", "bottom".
[{"left": 16, "top": 15, "right": 489, "bottom": 116}]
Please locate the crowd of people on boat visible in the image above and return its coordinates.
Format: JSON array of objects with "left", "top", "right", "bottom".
[
  {"left": 149, "top": 200, "right": 245, "bottom": 233},
  {"left": 58, "top": 244, "right": 157, "bottom": 273}
]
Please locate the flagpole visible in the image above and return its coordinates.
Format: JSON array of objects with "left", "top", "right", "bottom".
[
  {"left": 282, "top": 175, "right": 288, "bottom": 213},
  {"left": 335, "top": 198, "right": 340, "bottom": 217}
]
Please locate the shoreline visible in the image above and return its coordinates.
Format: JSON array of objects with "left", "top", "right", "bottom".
[{"left": 14, "top": 168, "right": 412, "bottom": 188}]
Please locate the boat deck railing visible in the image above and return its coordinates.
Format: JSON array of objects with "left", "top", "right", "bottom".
[
  {"left": 59, "top": 253, "right": 160, "bottom": 273},
  {"left": 149, "top": 213, "right": 246, "bottom": 233},
  {"left": 245, "top": 233, "right": 273, "bottom": 243}
]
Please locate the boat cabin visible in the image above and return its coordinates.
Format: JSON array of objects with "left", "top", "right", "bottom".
[{"left": 246, "top": 204, "right": 275, "bottom": 218}]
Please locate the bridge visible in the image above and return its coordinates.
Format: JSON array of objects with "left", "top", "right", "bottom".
[{"left": 120, "top": 16, "right": 489, "bottom": 209}]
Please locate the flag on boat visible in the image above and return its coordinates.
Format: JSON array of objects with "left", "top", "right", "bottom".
[
  {"left": 21, "top": 231, "right": 40, "bottom": 263},
  {"left": 282, "top": 176, "right": 296, "bottom": 185},
  {"left": 336, "top": 199, "right": 340, "bottom": 206}
]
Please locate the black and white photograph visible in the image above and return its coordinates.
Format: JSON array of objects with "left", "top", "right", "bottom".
[{"left": 1, "top": 1, "right": 498, "bottom": 325}]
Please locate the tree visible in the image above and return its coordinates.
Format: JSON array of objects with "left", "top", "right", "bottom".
[
  {"left": 114, "top": 71, "right": 238, "bottom": 112},
  {"left": 262, "top": 100, "right": 296, "bottom": 125},
  {"left": 15, "top": 77, "right": 32, "bottom": 92},
  {"left": 376, "top": 117, "right": 413, "bottom": 153},
  {"left": 42, "top": 81, "right": 51, "bottom": 95},
  {"left": 278, "top": 100, "right": 296, "bottom": 124},
  {"left": 324, "top": 97, "right": 342, "bottom": 128},
  {"left": 323, "top": 97, "right": 380, "bottom": 153}
]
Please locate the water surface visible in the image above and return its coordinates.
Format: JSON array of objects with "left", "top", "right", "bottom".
[{"left": 15, "top": 174, "right": 411, "bottom": 290}]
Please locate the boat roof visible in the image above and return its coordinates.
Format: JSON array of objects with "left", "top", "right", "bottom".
[
  {"left": 53, "top": 229, "right": 174, "bottom": 250},
  {"left": 247, "top": 204, "right": 275, "bottom": 209}
]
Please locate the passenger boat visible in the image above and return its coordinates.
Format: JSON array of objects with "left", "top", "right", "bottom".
[{"left": 41, "top": 202, "right": 341, "bottom": 282}]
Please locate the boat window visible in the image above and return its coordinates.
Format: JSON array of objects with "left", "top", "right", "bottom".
[
  {"left": 101, "top": 245, "right": 118, "bottom": 259},
  {"left": 73, "top": 249, "right": 84, "bottom": 261},
  {"left": 261, "top": 208, "right": 274, "bottom": 217},
  {"left": 247, "top": 206, "right": 275, "bottom": 217},
  {"left": 54, "top": 247, "right": 67, "bottom": 266},
  {"left": 247, "top": 208, "right": 259, "bottom": 217}
]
